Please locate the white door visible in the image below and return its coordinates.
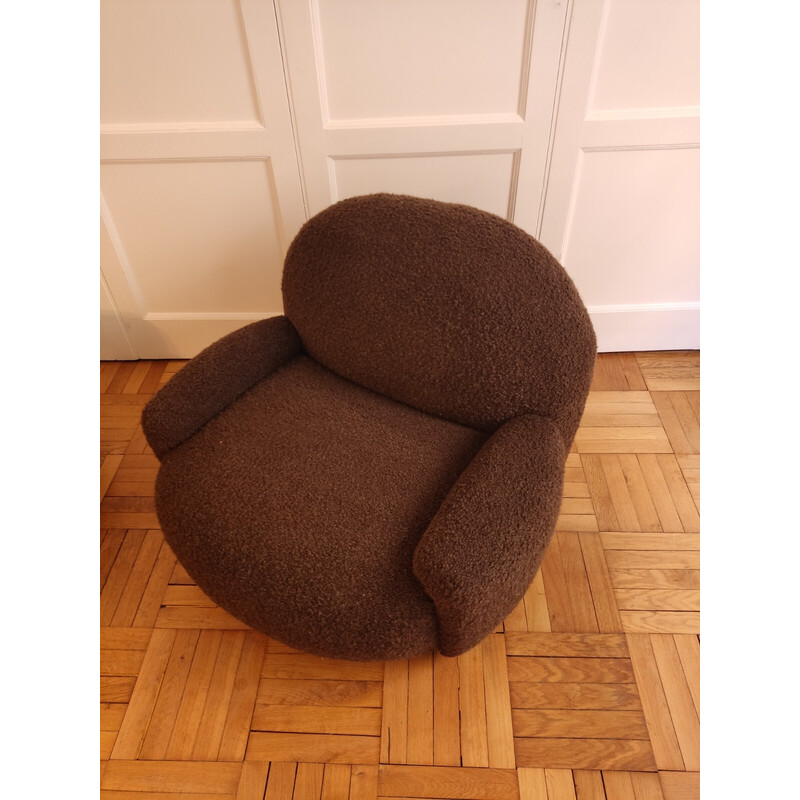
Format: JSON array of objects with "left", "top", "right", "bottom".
[
  {"left": 275, "top": 0, "right": 570, "bottom": 228},
  {"left": 100, "top": 0, "right": 306, "bottom": 359},
  {"left": 101, "top": 0, "right": 700, "bottom": 358},
  {"left": 540, "top": 0, "right": 700, "bottom": 350},
  {"left": 275, "top": 0, "right": 699, "bottom": 352}
]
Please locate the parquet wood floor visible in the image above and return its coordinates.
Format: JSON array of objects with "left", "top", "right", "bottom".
[{"left": 100, "top": 351, "right": 700, "bottom": 799}]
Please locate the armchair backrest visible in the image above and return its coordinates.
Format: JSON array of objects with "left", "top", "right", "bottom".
[{"left": 282, "top": 193, "right": 596, "bottom": 445}]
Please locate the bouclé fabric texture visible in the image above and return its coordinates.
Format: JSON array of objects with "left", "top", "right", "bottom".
[{"left": 142, "top": 193, "right": 596, "bottom": 660}]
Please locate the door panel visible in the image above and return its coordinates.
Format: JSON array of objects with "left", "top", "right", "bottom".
[
  {"left": 275, "top": 0, "right": 569, "bottom": 225},
  {"left": 100, "top": 0, "right": 305, "bottom": 358},
  {"left": 315, "top": 0, "right": 530, "bottom": 121},
  {"left": 541, "top": 0, "right": 700, "bottom": 351}
]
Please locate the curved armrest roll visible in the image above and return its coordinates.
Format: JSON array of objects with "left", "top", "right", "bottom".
[
  {"left": 413, "top": 413, "right": 566, "bottom": 656},
  {"left": 141, "top": 315, "right": 302, "bottom": 459}
]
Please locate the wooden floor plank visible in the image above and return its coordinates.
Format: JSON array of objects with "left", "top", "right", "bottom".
[
  {"left": 139, "top": 361, "right": 168, "bottom": 394},
  {"left": 101, "top": 760, "right": 241, "bottom": 793},
  {"left": 511, "top": 709, "right": 649, "bottom": 739},
  {"left": 626, "top": 635, "right": 684, "bottom": 771},
  {"left": 614, "top": 590, "right": 700, "bottom": 612},
  {"left": 608, "top": 569, "right": 699, "bottom": 591},
  {"left": 573, "top": 770, "right": 606, "bottom": 800},
  {"left": 294, "top": 762, "right": 325, "bottom": 799},
  {"left": 101, "top": 530, "right": 146, "bottom": 626},
  {"left": 574, "top": 428, "right": 672, "bottom": 454},
  {"left": 504, "top": 633, "right": 629, "bottom": 658},
  {"left": 481, "top": 634, "right": 516, "bottom": 768},
  {"left": 377, "top": 765, "right": 520, "bottom": 799},
  {"left": 380, "top": 658, "right": 409, "bottom": 764},
  {"left": 509, "top": 682, "right": 642, "bottom": 712},
  {"left": 349, "top": 765, "right": 379, "bottom": 800},
  {"left": 672, "top": 635, "right": 700, "bottom": 717},
  {"left": 110, "top": 530, "right": 164, "bottom": 627},
  {"left": 252, "top": 704, "right": 382, "bottom": 736},
  {"left": 138, "top": 629, "right": 200, "bottom": 760},
  {"left": 618, "top": 455, "right": 662, "bottom": 532},
  {"left": 432, "top": 651, "right": 461, "bottom": 766},
  {"left": 256, "top": 678, "right": 383, "bottom": 708},
  {"left": 192, "top": 630, "right": 247, "bottom": 760},
  {"left": 658, "top": 771, "right": 699, "bottom": 800},
  {"left": 619, "top": 612, "right": 700, "bottom": 635},
  {"left": 578, "top": 533, "right": 623, "bottom": 633},
  {"left": 545, "top": 768, "right": 579, "bottom": 800},
  {"left": 110, "top": 628, "right": 177, "bottom": 759},
  {"left": 649, "top": 635, "right": 700, "bottom": 771},
  {"left": 517, "top": 767, "right": 549, "bottom": 800},
  {"left": 514, "top": 738, "right": 656, "bottom": 771},
  {"left": 101, "top": 455, "right": 124, "bottom": 500},
  {"left": 155, "top": 605, "right": 252, "bottom": 630},
  {"left": 101, "top": 361, "right": 120, "bottom": 393},
  {"left": 507, "top": 657, "right": 635, "bottom": 684},
  {"left": 100, "top": 530, "right": 126, "bottom": 591},
  {"left": 263, "top": 762, "right": 297, "bottom": 800},
  {"left": 217, "top": 632, "right": 268, "bottom": 761},
  {"left": 522, "top": 571, "right": 551, "bottom": 632},
  {"left": 458, "top": 643, "right": 490, "bottom": 767},
  {"left": 101, "top": 677, "right": 137, "bottom": 705},
  {"left": 165, "top": 630, "right": 225, "bottom": 760},
  {"left": 601, "top": 770, "right": 637, "bottom": 800},
  {"left": 630, "top": 771, "right": 665, "bottom": 800},
  {"left": 235, "top": 760, "right": 269, "bottom": 800},
  {"left": 133, "top": 541, "right": 178, "bottom": 628},
  {"left": 556, "top": 532, "right": 600, "bottom": 633},
  {"left": 635, "top": 352, "right": 699, "bottom": 392},
  {"left": 262, "top": 654, "right": 384, "bottom": 682},
  {"left": 656, "top": 456, "right": 700, "bottom": 532},
  {"left": 540, "top": 537, "right": 577, "bottom": 632},
  {"left": 320, "top": 763, "right": 351, "bottom": 800},
  {"left": 407, "top": 652, "right": 434, "bottom": 765},
  {"left": 245, "top": 732, "right": 380, "bottom": 764}
]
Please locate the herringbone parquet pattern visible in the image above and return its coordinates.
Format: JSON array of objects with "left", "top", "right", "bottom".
[{"left": 100, "top": 351, "right": 700, "bottom": 800}]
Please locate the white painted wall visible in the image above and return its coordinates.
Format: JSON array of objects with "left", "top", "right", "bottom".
[{"left": 101, "top": 0, "right": 699, "bottom": 358}]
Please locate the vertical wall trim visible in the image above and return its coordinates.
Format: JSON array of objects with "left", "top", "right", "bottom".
[
  {"left": 535, "top": 0, "right": 574, "bottom": 239},
  {"left": 271, "top": 0, "right": 309, "bottom": 219}
]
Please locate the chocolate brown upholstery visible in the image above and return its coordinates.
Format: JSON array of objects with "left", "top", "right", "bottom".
[{"left": 142, "top": 193, "right": 596, "bottom": 660}]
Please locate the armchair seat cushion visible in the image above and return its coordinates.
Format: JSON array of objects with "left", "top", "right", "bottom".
[{"left": 155, "top": 355, "right": 487, "bottom": 661}]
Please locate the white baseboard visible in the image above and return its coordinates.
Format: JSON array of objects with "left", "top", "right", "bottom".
[
  {"left": 118, "top": 303, "right": 700, "bottom": 359},
  {"left": 589, "top": 302, "right": 699, "bottom": 353}
]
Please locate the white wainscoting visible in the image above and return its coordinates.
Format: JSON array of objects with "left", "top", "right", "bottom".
[{"left": 101, "top": 0, "right": 700, "bottom": 357}]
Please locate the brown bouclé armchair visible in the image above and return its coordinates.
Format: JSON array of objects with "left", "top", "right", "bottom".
[{"left": 142, "top": 193, "right": 596, "bottom": 661}]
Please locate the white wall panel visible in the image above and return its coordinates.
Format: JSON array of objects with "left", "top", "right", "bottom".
[
  {"left": 563, "top": 147, "right": 699, "bottom": 306},
  {"left": 316, "top": 0, "right": 529, "bottom": 121},
  {"left": 101, "top": 0, "right": 700, "bottom": 356},
  {"left": 101, "top": 0, "right": 260, "bottom": 125},
  {"left": 540, "top": 0, "right": 699, "bottom": 351},
  {"left": 100, "top": 0, "right": 306, "bottom": 358},
  {"left": 100, "top": 274, "right": 136, "bottom": 360},
  {"left": 589, "top": 0, "right": 700, "bottom": 114},
  {"left": 333, "top": 152, "right": 517, "bottom": 217},
  {"left": 101, "top": 160, "right": 284, "bottom": 314},
  {"left": 276, "top": 0, "right": 569, "bottom": 225}
]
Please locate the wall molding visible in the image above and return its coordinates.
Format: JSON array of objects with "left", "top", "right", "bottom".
[
  {"left": 143, "top": 312, "right": 276, "bottom": 321},
  {"left": 588, "top": 301, "right": 699, "bottom": 352}
]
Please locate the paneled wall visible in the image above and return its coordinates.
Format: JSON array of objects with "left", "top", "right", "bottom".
[
  {"left": 101, "top": 0, "right": 699, "bottom": 358},
  {"left": 540, "top": 0, "right": 700, "bottom": 351},
  {"left": 100, "top": 0, "right": 306, "bottom": 357}
]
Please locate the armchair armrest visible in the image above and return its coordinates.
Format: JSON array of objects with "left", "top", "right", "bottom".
[
  {"left": 141, "top": 316, "right": 302, "bottom": 460},
  {"left": 413, "top": 413, "right": 566, "bottom": 656}
]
